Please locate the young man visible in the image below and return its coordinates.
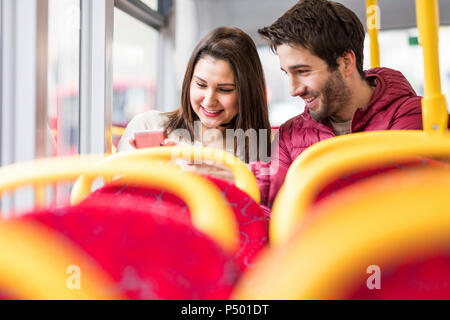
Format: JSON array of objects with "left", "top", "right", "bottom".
[{"left": 257, "top": 0, "right": 425, "bottom": 208}]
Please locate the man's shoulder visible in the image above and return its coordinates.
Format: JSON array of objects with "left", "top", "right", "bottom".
[
  {"left": 365, "top": 67, "right": 418, "bottom": 97},
  {"left": 364, "top": 67, "right": 421, "bottom": 116}
]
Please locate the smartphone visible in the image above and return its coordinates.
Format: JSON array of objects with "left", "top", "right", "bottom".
[{"left": 134, "top": 130, "right": 165, "bottom": 148}]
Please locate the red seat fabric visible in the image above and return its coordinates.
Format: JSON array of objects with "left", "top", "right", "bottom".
[
  {"left": 307, "top": 160, "right": 450, "bottom": 300},
  {"left": 17, "top": 198, "right": 239, "bottom": 299},
  {"left": 82, "top": 174, "right": 270, "bottom": 272},
  {"left": 349, "top": 251, "right": 450, "bottom": 299}
]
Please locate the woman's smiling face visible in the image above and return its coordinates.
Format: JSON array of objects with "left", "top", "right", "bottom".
[{"left": 190, "top": 56, "right": 239, "bottom": 130}]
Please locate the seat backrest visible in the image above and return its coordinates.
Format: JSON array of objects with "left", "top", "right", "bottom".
[
  {"left": 0, "top": 156, "right": 241, "bottom": 299},
  {"left": 72, "top": 146, "right": 268, "bottom": 271},
  {"left": 271, "top": 131, "right": 450, "bottom": 246},
  {"left": 314, "top": 156, "right": 448, "bottom": 204},
  {"left": 232, "top": 168, "right": 450, "bottom": 299},
  {"left": 71, "top": 146, "right": 260, "bottom": 204},
  {"left": 0, "top": 219, "right": 124, "bottom": 299},
  {"left": 17, "top": 198, "right": 239, "bottom": 299},
  {"left": 82, "top": 173, "right": 270, "bottom": 272}
]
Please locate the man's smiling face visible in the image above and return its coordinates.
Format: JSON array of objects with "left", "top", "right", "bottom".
[{"left": 277, "top": 43, "right": 351, "bottom": 122}]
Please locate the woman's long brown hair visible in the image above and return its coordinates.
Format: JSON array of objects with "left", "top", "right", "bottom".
[{"left": 164, "top": 27, "right": 271, "bottom": 162}]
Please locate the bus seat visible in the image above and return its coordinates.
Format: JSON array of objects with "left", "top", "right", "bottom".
[
  {"left": 0, "top": 157, "right": 240, "bottom": 299},
  {"left": 271, "top": 130, "right": 450, "bottom": 246},
  {"left": 17, "top": 197, "right": 239, "bottom": 299},
  {"left": 348, "top": 250, "right": 450, "bottom": 299},
  {"left": 71, "top": 146, "right": 260, "bottom": 204},
  {"left": 73, "top": 146, "right": 268, "bottom": 271},
  {"left": 232, "top": 168, "right": 450, "bottom": 299},
  {"left": 82, "top": 173, "right": 270, "bottom": 272},
  {"left": 314, "top": 156, "right": 448, "bottom": 204},
  {"left": 0, "top": 219, "right": 123, "bottom": 300}
]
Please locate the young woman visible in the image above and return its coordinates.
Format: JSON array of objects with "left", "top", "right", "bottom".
[{"left": 117, "top": 27, "right": 271, "bottom": 178}]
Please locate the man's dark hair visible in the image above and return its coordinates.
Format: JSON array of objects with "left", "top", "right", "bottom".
[{"left": 258, "top": 0, "right": 366, "bottom": 78}]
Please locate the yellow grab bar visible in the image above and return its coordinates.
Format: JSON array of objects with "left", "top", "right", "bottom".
[
  {"left": 111, "top": 126, "right": 125, "bottom": 137},
  {"left": 72, "top": 146, "right": 260, "bottom": 204},
  {"left": 416, "top": 0, "right": 448, "bottom": 133},
  {"left": 285, "top": 130, "right": 426, "bottom": 184},
  {"left": 271, "top": 131, "right": 450, "bottom": 246},
  {"left": 366, "top": 0, "right": 380, "bottom": 68},
  {"left": 0, "top": 220, "right": 124, "bottom": 299},
  {"left": 0, "top": 156, "right": 239, "bottom": 253}
]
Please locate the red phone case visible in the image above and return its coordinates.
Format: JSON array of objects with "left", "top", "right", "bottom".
[{"left": 134, "top": 130, "right": 165, "bottom": 148}]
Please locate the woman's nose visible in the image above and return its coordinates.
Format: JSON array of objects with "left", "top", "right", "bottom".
[{"left": 202, "top": 89, "right": 217, "bottom": 107}]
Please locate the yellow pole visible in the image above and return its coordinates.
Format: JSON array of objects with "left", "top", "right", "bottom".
[
  {"left": 366, "top": 0, "right": 380, "bottom": 68},
  {"left": 34, "top": 184, "right": 46, "bottom": 209},
  {"left": 416, "top": 0, "right": 448, "bottom": 133}
]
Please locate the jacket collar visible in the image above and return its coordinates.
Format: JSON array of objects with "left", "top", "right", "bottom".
[{"left": 352, "top": 67, "right": 418, "bottom": 131}]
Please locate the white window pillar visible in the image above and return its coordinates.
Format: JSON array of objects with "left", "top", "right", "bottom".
[
  {"left": 79, "top": 0, "right": 114, "bottom": 155},
  {"left": 1, "top": 0, "right": 48, "bottom": 165},
  {"left": 0, "top": 0, "right": 48, "bottom": 215},
  {"left": 156, "top": 6, "right": 177, "bottom": 112}
]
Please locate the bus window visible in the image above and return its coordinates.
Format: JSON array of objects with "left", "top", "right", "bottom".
[
  {"left": 48, "top": 0, "right": 80, "bottom": 157},
  {"left": 113, "top": 7, "right": 158, "bottom": 131},
  {"left": 141, "top": 0, "right": 158, "bottom": 11},
  {"left": 363, "top": 25, "right": 450, "bottom": 111}
]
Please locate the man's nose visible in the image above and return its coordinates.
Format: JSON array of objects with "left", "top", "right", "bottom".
[{"left": 289, "top": 78, "right": 306, "bottom": 97}]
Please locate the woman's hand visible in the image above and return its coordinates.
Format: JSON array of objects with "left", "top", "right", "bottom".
[
  {"left": 128, "top": 137, "right": 178, "bottom": 148},
  {"left": 128, "top": 137, "right": 137, "bottom": 149},
  {"left": 161, "top": 139, "right": 178, "bottom": 146}
]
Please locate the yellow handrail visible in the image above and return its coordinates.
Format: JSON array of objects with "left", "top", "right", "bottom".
[
  {"left": 111, "top": 126, "right": 125, "bottom": 137},
  {"left": 0, "top": 220, "right": 124, "bottom": 299},
  {"left": 72, "top": 146, "right": 260, "bottom": 204},
  {"left": 233, "top": 168, "right": 450, "bottom": 299},
  {"left": 0, "top": 156, "right": 239, "bottom": 253},
  {"left": 270, "top": 131, "right": 450, "bottom": 246},
  {"left": 366, "top": 0, "right": 380, "bottom": 68},
  {"left": 416, "top": 0, "right": 448, "bottom": 133},
  {"left": 285, "top": 130, "right": 424, "bottom": 184}
]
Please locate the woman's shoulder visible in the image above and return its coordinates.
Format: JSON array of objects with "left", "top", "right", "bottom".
[
  {"left": 127, "top": 110, "right": 170, "bottom": 130},
  {"left": 131, "top": 109, "right": 168, "bottom": 122}
]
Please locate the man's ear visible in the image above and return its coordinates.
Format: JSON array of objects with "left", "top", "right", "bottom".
[{"left": 338, "top": 50, "right": 356, "bottom": 78}]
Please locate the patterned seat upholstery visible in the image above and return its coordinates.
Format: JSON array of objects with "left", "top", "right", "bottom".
[
  {"left": 82, "top": 174, "right": 270, "bottom": 272},
  {"left": 15, "top": 197, "right": 239, "bottom": 299}
]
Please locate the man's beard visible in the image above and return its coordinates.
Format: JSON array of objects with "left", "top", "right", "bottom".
[{"left": 308, "top": 70, "right": 351, "bottom": 122}]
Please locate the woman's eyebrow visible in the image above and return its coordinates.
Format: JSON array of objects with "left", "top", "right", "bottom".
[
  {"left": 194, "top": 75, "right": 235, "bottom": 87},
  {"left": 217, "top": 83, "right": 236, "bottom": 87},
  {"left": 193, "top": 75, "right": 207, "bottom": 82}
]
